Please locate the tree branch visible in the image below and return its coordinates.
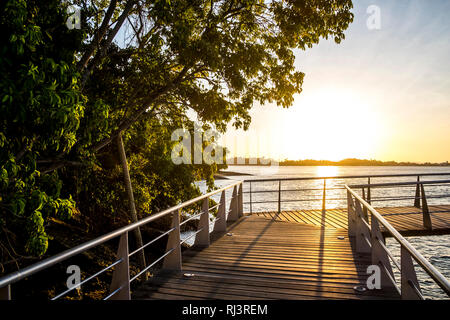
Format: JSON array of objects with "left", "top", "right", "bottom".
[
  {"left": 78, "top": 0, "right": 118, "bottom": 72},
  {"left": 81, "top": 0, "right": 137, "bottom": 88}
]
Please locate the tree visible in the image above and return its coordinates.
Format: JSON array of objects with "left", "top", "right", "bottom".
[
  {"left": 1, "top": 0, "right": 354, "bottom": 265},
  {"left": 0, "top": 0, "right": 84, "bottom": 261},
  {"left": 45, "top": 0, "right": 354, "bottom": 171}
]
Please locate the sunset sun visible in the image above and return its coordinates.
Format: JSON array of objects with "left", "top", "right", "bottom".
[{"left": 281, "top": 87, "right": 383, "bottom": 161}]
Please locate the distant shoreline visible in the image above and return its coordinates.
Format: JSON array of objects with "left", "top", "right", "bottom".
[
  {"left": 225, "top": 164, "right": 450, "bottom": 167},
  {"left": 214, "top": 171, "right": 253, "bottom": 179},
  {"left": 224, "top": 158, "right": 450, "bottom": 167}
]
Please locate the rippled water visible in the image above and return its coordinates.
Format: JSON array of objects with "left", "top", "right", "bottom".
[
  {"left": 386, "top": 235, "right": 450, "bottom": 300},
  {"left": 188, "top": 166, "right": 450, "bottom": 299}
]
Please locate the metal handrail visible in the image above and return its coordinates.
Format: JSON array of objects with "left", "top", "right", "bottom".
[
  {"left": 129, "top": 248, "right": 175, "bottom": 283},
  {"left": 345, "top": 185, "right": 450, "bottom": 296},
  {"left": 128, "top": 227, "right": 176, "bottom": 257},
  {"left": 245, "top": 172, "right": 450, "bottom": 183},
  {"left": 51, "top": 258, "right": 123, "bottom": 300},
  {"left": 0, "top": 180, "right": 242, "bottom": 290},
  {"left": 349, "top": 179, "right": 450, "bottom": 189},
  {"left": 244, "top": 173, "right": 450, "bottom": 214}
]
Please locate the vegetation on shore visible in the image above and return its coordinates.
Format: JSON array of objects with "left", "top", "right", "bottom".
[
  {"left": 226, "top": 158, "right": 450, "bottom": 166},
  {"left": 0, "top": 0, "right": 354, "bottom": 298},
  {"left": 281, "top": 158, "right": 450, "bottom": 166}
]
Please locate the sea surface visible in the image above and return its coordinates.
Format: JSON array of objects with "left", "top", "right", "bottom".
[{"left": 190, "top": 165, "right": 450, "bottom": 300}]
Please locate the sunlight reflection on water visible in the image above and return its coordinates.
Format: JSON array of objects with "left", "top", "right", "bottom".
[{"left": 187, "top": 166, "right": 450, "bottom": 299}]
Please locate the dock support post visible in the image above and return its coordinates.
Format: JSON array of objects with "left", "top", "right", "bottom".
[
  {"left": 0, "top": 285, "right": 11, "bottom": 300},
  {"left": 213, "top": 191, "right": 227, "bottom": 232},
  {"left": 401, "top": 246, "right": 423, "bottom": 300},
  {"left": 321, "top": 179, "right": 326, "bottom": 214},
  {"left": 228, "top": 186, "right": 239, "bottom": 222},
  {"left": 361, "top": 188, "right": 369, "bottom": 220},
  {"left": 354, "top": 198, "right": 371, "bottom": 253},
  {"left": 109, "top": 232, "right": 131, "bottom": 300},
  {"left": 163, "top": 209, "right": 182, "bottom": 271},
  {"left": 278, "top": 180, "right": 281, "bottom": 213},
  {"left": 249, "top": 181, "right": 252, "bottom": 214},
  {"left": 420, "top": 184, "right": 432, "bottom": 230},
  {"left": 371, "top": 218, "right": 395, "bottom": 289},
  {"left": 238, "top": 183, "right": 243, "bottom": 218},
  {"left": 367, "top": 177, "right": 371, "bottom": 204},
  {"left": 347, "top": 190, "right": 356, "bottom": 237},
  {"left": 414, "top": 176, "right": 421, "bottom": 208},
  {"left": 194, "top": 198, "right": 210, "bottom": 247}
]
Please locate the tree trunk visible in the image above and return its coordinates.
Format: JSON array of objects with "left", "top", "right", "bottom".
[{"left": 116, "top": 132, "right": 147, "bottom": 278}]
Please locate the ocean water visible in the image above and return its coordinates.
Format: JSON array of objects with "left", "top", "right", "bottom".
[{"left": 192, "top": 165, "right": 450, "bottom": 299}]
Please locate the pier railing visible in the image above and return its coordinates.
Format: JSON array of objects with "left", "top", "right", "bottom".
[
  {"left": 244, "top": 172, "right": 450, "bottom": 213},
  {"left": 345, "top": 184, "right": 450, "bottom": 299},
  {"left": 349, "top": 179, "right": 450, "bottom": 230},
  {"left": 0, "top": 180, "right": 244, "bottom": 300}
]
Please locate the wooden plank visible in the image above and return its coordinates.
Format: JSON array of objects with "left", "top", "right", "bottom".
[
  {"left": 251, "top": 205, "right": 450, "bottom": 235},
  {"left": 134, "top": 215, "right": 402, "bottom": 300},
  {"left": 135, "top": 205, "right": 450, "bottom": 301}
]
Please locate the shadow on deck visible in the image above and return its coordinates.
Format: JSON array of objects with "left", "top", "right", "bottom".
[
  {"left": 252, "top": 205, "right": 450, "bottom": 237},
  {"left": 133, "top": 215, "right": 400, "bottom": 300}
]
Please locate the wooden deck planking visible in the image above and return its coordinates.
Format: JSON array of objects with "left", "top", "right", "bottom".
[
  {"left": 133, "top": 205, "right": 449, "bottom": 300},
  {"left": 133, "top": 216, "right": 399, "bottom": 300},
  {"left": 253, "top": 205, "right": 450, "bottom": 236}
]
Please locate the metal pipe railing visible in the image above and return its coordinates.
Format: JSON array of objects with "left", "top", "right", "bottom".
[
  {"left": 244, "top": 172, "right": 450, "bottom": 213},
  {"left": 0, "top": 180, "right": 244, "bottom": 300},
  {"left": 246, "top": 172, "right": 450, "bottom": 183},
  {"left": 345, "top": 184, "right": 450, "bottom": 299}
]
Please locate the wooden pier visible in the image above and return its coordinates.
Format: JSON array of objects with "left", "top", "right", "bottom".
[
  {"left": 253, "top": 205, "right": 450, "bottom": 236},
  {"left": 133, "top": 215, "right": 399, "bottom": 300},
  {"left": 133, "top": 204, "right": 450, "bottom": 300},
  {"left": 1, "top": 175, "right": 449, "bottom": 300}
]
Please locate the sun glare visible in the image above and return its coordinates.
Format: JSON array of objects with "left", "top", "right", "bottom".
[
  {"left": 316, "top": 166, "right": 339, "bottom": 177},
  {"left": 281, "top": 87, "right": 383, "bottom": 161},
  {"left": 221, "top": 87, "right": 386, "bottom": 162}
]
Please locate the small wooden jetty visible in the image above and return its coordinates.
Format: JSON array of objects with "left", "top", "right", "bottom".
[
  {"left": 253, "top": 205, "right": 450, "bottom": 237},
  {"left": 1, "top": 173, "right": 449, "bottom": 300},
  {"left": 133, "top": 205, "right": 450, "bottom": 300},
  {"left": 132, "top": 175, "right": 450, "bottom": 300},
  {"left": 133, "top": 214, "right": 399, "bottom": 300}
]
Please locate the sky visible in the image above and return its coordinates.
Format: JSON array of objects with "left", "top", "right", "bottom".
[{"left": 219, "top": 0, "right": 450, "bottom": 163}]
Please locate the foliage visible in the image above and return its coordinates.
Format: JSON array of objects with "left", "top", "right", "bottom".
[
  {"left": 0, "top": 0, "right": 354, "bottom": 265},
  {"left": 0, "top": 0, "right": 83, "bottom": 258}
]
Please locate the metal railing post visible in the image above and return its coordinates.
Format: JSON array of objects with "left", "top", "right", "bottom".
[
  {"left": 278, "top": 180, "right": 281, "bottom": 213},
  {"left": 361, "top": 188, "right": 368, "bottom": 220},
  {"left": 194, "top": 198, "right": 210, "bottom": 247},
  {"left": 238, "top": 183, "right": 243, "bottom": 217},
  {"left": 371, "top": 217, "right": 395, "bottom": 289},
  {"left": 346, "top": 190, "right": 356, "bottom": 236},
  {"left": 420, "top": 184, "right": 432, "bottom": 230},
  {"left": 354, "top": 198, "right": 371, "bottom": 253},
  {"left": 249, "top": 181, "right": 252, "bottom": 214},
  {"left": 0, "top": 284, "right": 11, "bottom": 300},
  {"left": 213, "top": 191, "right": 227, "bottom": 232},
  {"left": 109, "top": 232, "right": 130, "bottom": 300},
  {"left": 322, "top": 179, "right": 326, "bottom": 214},
  {"left": 401, "top": 246, "right": 423, "bottom": 300},
  {"left": 228, "top": 186, "right": 239, "bottom": 222},
  {"left": 367, "top": 177, "right": 371, "bottom": 204},
  {"left": 414, "top": 176, "right": 421, "bottom": 208},
  {"left": 162, "top": 209, "right": 182, "bottom": 271}
]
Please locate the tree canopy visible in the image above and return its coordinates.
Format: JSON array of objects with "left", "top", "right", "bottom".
[{"left": 0, "top": 0, "right": 353, "bottom": 265}]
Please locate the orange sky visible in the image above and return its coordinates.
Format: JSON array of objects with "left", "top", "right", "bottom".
[{"left": 219, "top": 1, "right": 450, "bottom": 163}]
